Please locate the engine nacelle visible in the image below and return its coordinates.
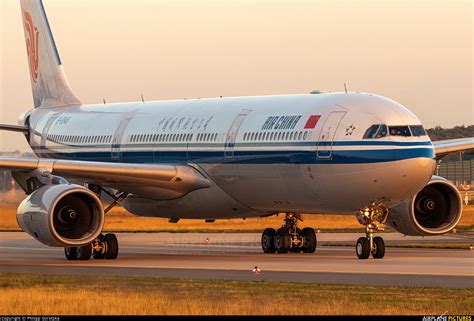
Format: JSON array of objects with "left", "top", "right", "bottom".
[
  {"left": 386, "top": 176, "right": 462, "bottom": 236},
  {"left": 17, "top": 184, "right": 104, "bottom": 247}
]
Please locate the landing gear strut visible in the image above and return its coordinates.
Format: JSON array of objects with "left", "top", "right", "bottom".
[
  {"left": 261, "top": 213, "right": 317, "bottom": 254},
  {"left": 355, "top": 206, "right": 388, "bottom": 259},
  {"left": 64, "top": 233, "right": 119, "bottom": 261}
]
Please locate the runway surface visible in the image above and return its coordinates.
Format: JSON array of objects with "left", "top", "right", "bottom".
[{"left": 0, "top": 232, "right": 473, "bottom": 288}]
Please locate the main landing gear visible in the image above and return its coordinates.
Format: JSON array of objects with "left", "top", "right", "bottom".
[
  {"left": 65, "top": 233, "right": 119, "bottom": 261},
  {"left": 261, "top": 213, "right": 317, "bottom": 254},
  {"left": 64, "top": 186, "right": 127, "bottom": 261},
  {"left": 355, "top": 206, "right": 389, "bottom": 259}
]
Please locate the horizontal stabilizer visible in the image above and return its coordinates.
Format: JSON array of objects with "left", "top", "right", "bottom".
[{"left": 0, "top": 124, "right": 29, "bottom": 133}]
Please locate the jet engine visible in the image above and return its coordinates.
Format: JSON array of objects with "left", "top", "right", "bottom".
[
  {"left": 16, "top": 184, "right": 104, "bottom": 247},
  {"left": 386, "top": 176, "right": 462, "bottom": 236}
]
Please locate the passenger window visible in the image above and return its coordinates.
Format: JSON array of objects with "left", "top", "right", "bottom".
[
  {"left": 389, "top": 126, "right": 411, "bottom": 137},
  {"left": 303, "top": 132, "right": 308, "bottom": 140},
  {"left": 298, "top": 132, "right": 302, "bottom": 140},
  {"left": 410, "top": 125, "right": 427, "bottom": 136}
]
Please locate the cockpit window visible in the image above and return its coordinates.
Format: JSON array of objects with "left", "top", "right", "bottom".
[
  {"left": 410, "top": 125, "right": 427, "bottom": 136},
  {"left": 363, "top": 125, "right": 380, "bottom": 139},
  {"left": 389, "top": 126, "right": 411, "bottom": 137},
  {"left": 375, "top": 125, "right": 388, "bottom": 138},
  {"left": 363, "top": 124, "right": 388, "bottom": 139}
]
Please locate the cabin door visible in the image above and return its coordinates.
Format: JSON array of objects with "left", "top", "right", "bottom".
[
  {"left": 111, "top": 117, "right": 132, "bottom": 160},
  {"left": 316, "top": 111, "right": 346, "bottom": 159},
  {"left": 224, "top": 109, "right": 251, "bottom": 159}
]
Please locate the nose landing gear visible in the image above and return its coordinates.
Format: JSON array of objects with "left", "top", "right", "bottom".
[
  {"left": 355, "top": 206, "right": 389, "bottom": 259},
  {"left": 261, "top": 213, "right": 317, "bottom": 254}
]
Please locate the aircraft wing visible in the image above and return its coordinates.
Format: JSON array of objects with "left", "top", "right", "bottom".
[
  {"left": 0, "top": 157, "right": 211, "bottom": 199},
  {"left": 433, "top": 138, "right": 474, "bottom": 158}
]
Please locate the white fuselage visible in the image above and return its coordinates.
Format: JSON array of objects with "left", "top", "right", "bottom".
[{"left": 23, "top": 92, "right": 436, "bottom": 219}]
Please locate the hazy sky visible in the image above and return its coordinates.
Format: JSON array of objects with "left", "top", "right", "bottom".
[{"left": 0, "top": 0, "right": 472, "bottom": 151}]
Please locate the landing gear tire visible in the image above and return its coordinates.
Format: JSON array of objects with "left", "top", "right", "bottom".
[
  {"left": 301, "top": 227, "right": 317, "bottom": 253},
  {"left": 77, "top": 243, "right": 93, "bottom": 261},
  {"left": 371, "top": 236, "right": 385, "bottom": 259},
  {"left": 261, "top": 228, "right": 276, "bottom": 253},
  {"left": 92, "top": 234, "right": 107, "bottom": 259},
  {"left": 63, "top": 234, "right": 118, "bottom": 261},
  {"left": 290, "top": 228, "right": 303, "bottom": 253},
  {"left": 356, "top": 237, "right": 370, "bottom": 260},
  {"left": 274, "top": 228, "right": 291, "bottom": 253},
  {"left": 64, "top": 247, "right": 78, "bottom": 260},
  {"left": 104, "top": 233, "right": 119, "bottom": 260}
]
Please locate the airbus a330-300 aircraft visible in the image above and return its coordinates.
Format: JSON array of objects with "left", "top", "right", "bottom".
[{"left": 1, "top": 0, "right": 473, "bottom": 260}]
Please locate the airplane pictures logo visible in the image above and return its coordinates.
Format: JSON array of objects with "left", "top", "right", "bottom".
[{"left": 23, "top": 10, "right": 40, "bottom": 83}]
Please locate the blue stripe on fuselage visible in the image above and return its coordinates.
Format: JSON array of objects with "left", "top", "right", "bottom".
[
  {"left": 34, "top": 140, "right": 433, "bottom": 150},
  {"left": 33, "top": 147, "right": 435, "bottom": 165}
]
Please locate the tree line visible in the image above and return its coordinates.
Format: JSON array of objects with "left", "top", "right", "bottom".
[{"left": 427, "top": 125, "right": 474, "bottom": 141}]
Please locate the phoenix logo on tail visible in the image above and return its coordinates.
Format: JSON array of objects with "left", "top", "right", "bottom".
[{"left": 23, "top": 10, "right": 39, "bottom": 83}]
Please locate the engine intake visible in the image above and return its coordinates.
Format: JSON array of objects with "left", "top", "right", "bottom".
[
  {"left": 17, "top": 184, "right": 104, "bottom": 247},
  {"left": 386, "top": 176, "right": 462, "bottom": 236}
]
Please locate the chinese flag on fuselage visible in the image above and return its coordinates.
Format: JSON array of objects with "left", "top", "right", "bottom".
[{"left": 304, "top": 115, "right": 321, "bottom": 129}]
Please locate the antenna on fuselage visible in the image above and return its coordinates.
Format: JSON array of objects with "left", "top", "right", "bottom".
[
  {"left": 344, "top": 83, "right": 348, "bottom": 94},
  {"left": 141, "top": 94, "right": 145, "bottom": 103},
  {"left": 103, "top": 98, "right": 106, "bottom": 104}
]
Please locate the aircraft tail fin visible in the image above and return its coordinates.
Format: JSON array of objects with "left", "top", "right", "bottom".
[{"left": 20, "top": 0, "right": 81, "bottom": 108}]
